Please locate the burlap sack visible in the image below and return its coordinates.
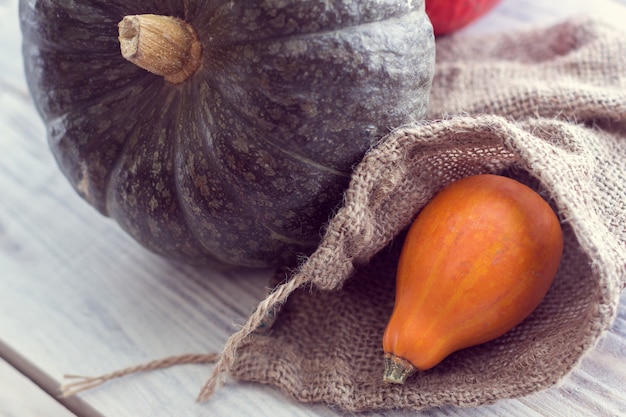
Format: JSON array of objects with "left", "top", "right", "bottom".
[{"left": 212, "top": 18, "right": 626, "bottom": 411}]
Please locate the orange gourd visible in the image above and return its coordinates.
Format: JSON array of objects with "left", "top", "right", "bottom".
[{"left": 382, "top": 174, "right": 563, "bottom": 384}]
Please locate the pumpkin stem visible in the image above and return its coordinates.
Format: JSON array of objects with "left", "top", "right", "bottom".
[
  {"left": 383, "top": 353, "right": 416, "bottom": 384},
  {"left": 118, "top": 14, "right": 202, "bottom": 84}
]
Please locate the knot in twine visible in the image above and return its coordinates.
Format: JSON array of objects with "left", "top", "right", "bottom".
[{"left": 60, "top": 271, "right": 310, "bottom": 402}]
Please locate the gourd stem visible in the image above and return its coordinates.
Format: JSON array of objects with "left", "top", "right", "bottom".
[
  {"left": 383, "top": 353, "right": 416, "bottom": 384},
  {"left": 118, "top": 14, "right": 202, "bottom": 84}
]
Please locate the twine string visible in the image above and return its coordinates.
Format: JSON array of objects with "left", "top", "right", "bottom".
[
  {"left": 60, "top": 353, "right": 219, "bottom": 398},
  {"left": 196, "top": 271, "right": 308, "bottom": 402},
  {"left": 59, "top": 270, "right": 307, "bottom": 402}
]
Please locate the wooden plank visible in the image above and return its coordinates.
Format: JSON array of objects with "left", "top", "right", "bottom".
[
  {"left": 1, "top": 0, "right": 625, "bottom": 416},
  {"left": 0, "top": 358, "right": 78, "bottom": 417}
]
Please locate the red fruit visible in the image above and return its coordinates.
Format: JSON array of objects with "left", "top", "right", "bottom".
[{"left": 426, "top": 0, "right": 501, "bottom": 36}]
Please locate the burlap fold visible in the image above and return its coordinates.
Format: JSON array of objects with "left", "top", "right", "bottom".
[{"left": 230, "top": 18, "right": 626, "bottom": 411}]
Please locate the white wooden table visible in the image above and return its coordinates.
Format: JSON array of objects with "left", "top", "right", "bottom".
[{"left": 2, "top": 0, "right": 625, "bottom": 416}]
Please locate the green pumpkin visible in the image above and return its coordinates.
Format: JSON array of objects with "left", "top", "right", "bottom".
[{"left": 20, "top": 0, "right": 435, "bottom": 268}]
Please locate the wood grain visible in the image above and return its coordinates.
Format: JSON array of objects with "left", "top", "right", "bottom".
[
  {"left": 0, "top": 358, "right": 78, "bottom": 417},
  {"left": 1, "top": 0, "right": 625, "bottom": 416}
]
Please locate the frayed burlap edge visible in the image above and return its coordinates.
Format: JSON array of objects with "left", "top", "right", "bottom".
[{"left": 221, "top": 113, "right": 623, "bottom": 410}]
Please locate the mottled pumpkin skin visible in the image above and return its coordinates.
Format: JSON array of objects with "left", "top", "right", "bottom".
[{"left": 20, "top": 0, "right": 435, "bottom": 268}]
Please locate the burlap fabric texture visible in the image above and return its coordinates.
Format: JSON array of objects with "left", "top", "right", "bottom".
[{"left": 218, "top": 18, "right": 626, "bottom": 412}]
